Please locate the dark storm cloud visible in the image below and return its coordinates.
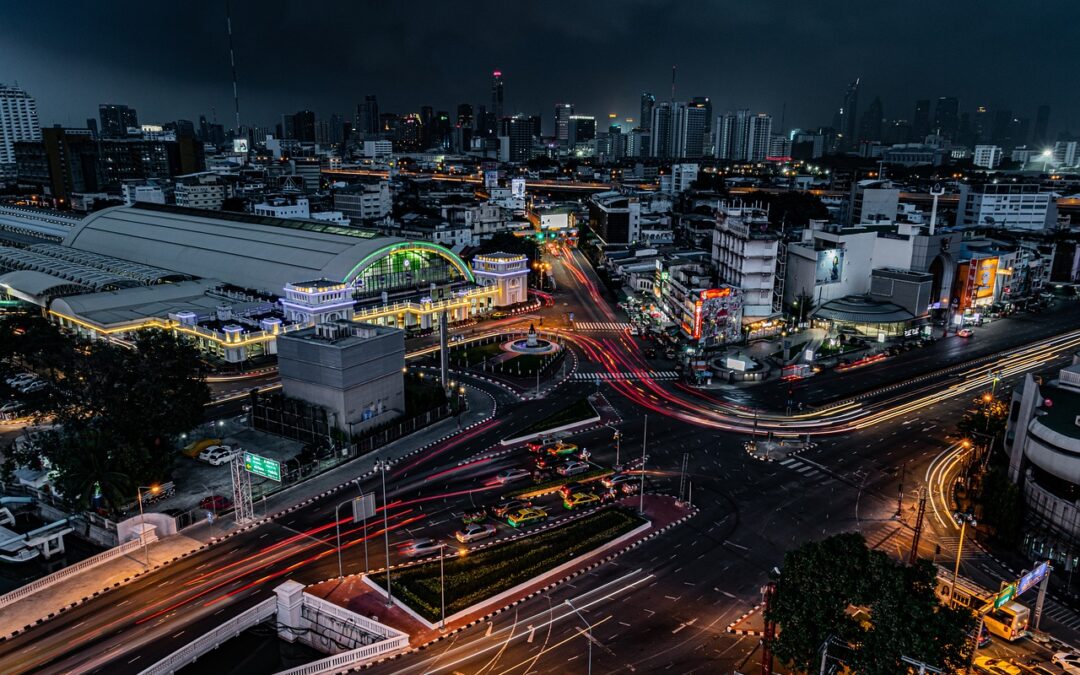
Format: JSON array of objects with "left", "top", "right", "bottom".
[{"left": 2, "top": 1, "right": 1077, "bottom": 134}]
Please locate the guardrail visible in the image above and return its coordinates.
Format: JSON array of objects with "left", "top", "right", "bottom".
[
  {"left": 139, "top": 597, "right": 277, "bottom": 675},
  {"left": 301, "top": 592, "right": 408, "bottom": 641},
  {"left": 0, "top": 531, "right": 157, "bottom": 610},
  {"left": 272, "top": 634, "right": 409, "bottom": 675}
]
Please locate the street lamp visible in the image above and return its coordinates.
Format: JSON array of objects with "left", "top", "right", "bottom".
[
  {"left": 335, "top": 491, "right": 369, "bottom": 579},
  {"left": 438, "top": 543, "right": 447, "bottom": 630},
  {"left": 949, "top": 512, "right": 977, "bottom": 607},
  {"left": 565, "top": 599, "right": 593, "bottom": 675},
  {"left": 375, "top": 459, "right": 393, "bottom": 607},
  {"left": 136, "top": 484, "right": 160, "bottom": 567}
]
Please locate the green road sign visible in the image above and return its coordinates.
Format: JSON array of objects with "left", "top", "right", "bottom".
[
  {"left": 994, "top": 582, "right": 1016, "bottom": 609},
  {"left": 243, "top": 452, "right": 281, "bottom": 482}
]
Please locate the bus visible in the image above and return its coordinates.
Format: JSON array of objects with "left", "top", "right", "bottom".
[
  {"left": 934, "top": 566, "right": 1029, "bottom": 642},
  {"left": 982, "top": 601, "right": 1030, "bottom": 642}
]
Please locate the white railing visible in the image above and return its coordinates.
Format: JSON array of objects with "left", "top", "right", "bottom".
[
  {"left": 301, "top": 592, "right": 407, "bottom": 640},
  {"left": 0, "top": 531, "right": 157, "bottom": 609},
  {"left": 272, "top": 635, "right": 409, "bottom": 675},
  {"left": 139, "top": 597, "right": 277, "bottom": 675}
]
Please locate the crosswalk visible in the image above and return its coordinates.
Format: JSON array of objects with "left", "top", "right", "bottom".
[
  {"left": 573, "top": 322, "right": 635, "bottom": 332},
  {"left": 777, "top": 456, "right": 832, "bottom": 482},
  {"left": 572, "top": 371, "right": 679, "bottom": 382},
  {"left": 1041, "top": 598, "right": 1080, "bottom": 630}
]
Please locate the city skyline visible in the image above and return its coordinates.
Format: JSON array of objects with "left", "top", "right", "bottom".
[{"left": 2, "top": 1, "right": 1078, "bottom": 137}]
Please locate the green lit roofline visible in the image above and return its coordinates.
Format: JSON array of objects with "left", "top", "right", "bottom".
[{"left": 342, "top": 241, "right": 475, "bottom": 285}]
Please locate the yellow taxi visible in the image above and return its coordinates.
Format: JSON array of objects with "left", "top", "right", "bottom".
[
  {"left": 544, "top": 441, "right": 579, "bottom": 456},
  {"left": 506, "top": 507, "right": 547, "bottom": 528},
  {"left": 562, "top": 492, "right": 601, "bottom": 510}
]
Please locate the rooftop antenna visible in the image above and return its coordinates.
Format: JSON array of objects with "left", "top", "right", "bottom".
[{"left": 226, "top": 0, "right": 241, "bottom": 135}]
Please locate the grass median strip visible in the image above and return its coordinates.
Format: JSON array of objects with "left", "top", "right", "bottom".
[
  {"left": 380, "top": 508, "right": 645, "bottom": 623},
  {"left": 507, "top": 397, "right": 597, "bottom": 440}
]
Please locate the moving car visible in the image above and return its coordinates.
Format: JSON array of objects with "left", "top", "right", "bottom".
[
  {"left": 957, "top": 328, "right": 974, "bottom": 338},
  {"left": 401, "top": 539, "right": 443, "bottom": 558},
  {"left": 0, "top": 401, "right": 24, "bottom": 415},
  {"left": 556, "top": 461, "right": 590, "bottom": 477},
  {"left": 494, "top": 468, "right": 532, "bottom": 484},
  {"left": 544, "top": 441, "right": 579, "bottom": 456},
  {"left": 563, "top": 492, "right": 600, "bottom": 510},
  {"left": 199, "top": 495, "right": 233, "bottom": 511},
  {"left": 461, "top": 509, "right": 487, "bottom": 524},
  {"left": 602, "top": 473, "right": 635, "bottom": 489},
  {"left": 973, "top": 657, "right": 1022, "bottom": 675},
  {"left": 506, "top": 507, "right": 547, "bottom": 528},
  {"left": 198, "top": 445, "right": 238, "bottom": 466},
  {"left": 489, "top": 499, "right": 532, "bottom": 518},
  {"left": 1053, "top": 652, "right": 1080, "bottom": 675},
  {"left": 455, "top": 522, "right": 497, "bottom": 543}
]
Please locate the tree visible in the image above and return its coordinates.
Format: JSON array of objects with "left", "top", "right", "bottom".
[
  {"left": 744, "top": 190, "right": 830, "bottom": 228},
  {"left": 978, "top": 466, "right": 1024, "bottom": 542},
  {"left": 957, "top": 394, "right": 1008, "bottom": 439},
  {"left": 768, "top": 533, "right": 976, "bottom": 674},
  {"left": 475, "top": 231, "right": 539, "bottom": 261}
]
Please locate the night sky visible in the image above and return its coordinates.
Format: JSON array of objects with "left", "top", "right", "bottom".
[{"left": 2, "top": 0, "right": 1077, "bottom": 137}]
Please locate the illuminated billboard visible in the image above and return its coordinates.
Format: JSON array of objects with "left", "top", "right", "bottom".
[
  {"left": 815, "top": 249, "right": 844, "bottom": 286},
  {"left": 974, "top": 258, "right": 998, "bottom": 300}
]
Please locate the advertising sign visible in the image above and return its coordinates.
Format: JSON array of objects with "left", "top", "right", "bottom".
[
  {"left": 511, "top": 177, "right": 526, "bottom": 198},
  {"left": 974, "top": 258, "right": 998, "bottom": 300},
  {"left": 484, "top": 170, "right": 500, "bottom": 188},
  {"left": 232, "top": 138, "right": 250, "bottom": 154},
  {"left": 815, "top": 249, "right": 844, "bottom": 285}
]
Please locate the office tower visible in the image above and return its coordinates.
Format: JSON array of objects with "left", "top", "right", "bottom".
[
  {"left": 933, "top": 96, "right": 959, "bottom": 139},
  {"left": 501, "top": 115, "right": 534, "bottom": 162},
  {"left": 715, "top": 109, "right": 751, "bottom": 160},
  {"left": 746, "top": 113, "right": 772, "bottom": 162},
  {"left": 175, "top": 119, "right": 196, "bottom": 139},
  {"left": 839, "top": 78, "right": 859, "bottom": 148},
  {"left": 491, "top": 70, "right": 504, "bottom": 120},
  {"left": 990, "top": 109, "right": 1014, "bottom": 146},
  {"left": 858, "top": 96, "right": 883, "bottom": 143},
  {"left": 690, "top": 96, "right": 713, "bottom": 132},
  {"left": 972, "top": 106, "right": 990, "bottom": 144},
  {"left": 640, "top": 93, "right": 655, "bottom": 132},
  {"left": 527, "top": 114, "right": 542, "bottom": 139},
  {"left": 567, "top": 115, "right": 596, "bottom": 146},
  {"left": 399, "top": 113, "right": 422, "bottom": 150},
  {"left": 356, "top": 95, "right": 379, "bottom": 136},
  {"left": 673, "top": 102, "right": 707, "bottom": 158},
  {"left": 0, "top": 84, "right": 40, "bottom": 177},
  {"left": 649, "top": 102, "right": 674, "bottom": 158},
  {"left": 912, "top": 99, "right": 930, "bottom": 140},
  {"left": 456, "top": 103, "right": 474, "bottom": 129},
  {"left": 99, "top": 103, "right": 139, "bottom": 138},
  {"left": 292, "top": 110, "right": 316, "bottom": 143},
  {"left": 555, "top": 103, "right": 574, "bottom": 144},
  {"left": 85, "top": 118, "right": 98, "bottom": 139},
  {"left": 1033, "top": 105, "right": 1050, "bottom": 148}
]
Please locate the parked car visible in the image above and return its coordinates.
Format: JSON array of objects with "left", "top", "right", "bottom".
[
  {"left": 490, "top": 499, "right": 532, "bottom": 518},
  {"left": 199, "top": 495, "right": 233, "bottom": 511},
  {"left": 0, "top": 401, "right": 24, "bottom": 415},
  {"left": 556, "top": 461, "right": 590, "bottom": 477},
  {"left": 401, "top": 538, "right": 443, "bottom": 558},
  {"left": 562, "top": 492, "right": 600, "bottom": 510},
  {"left": 494, "top": 468, "right": 532, "bottom": 484},
  {"left": 1053, "top": 652, "right": 1080, "bottom": 675},
  {"left": 506, "top": 507, "right": 547, "bottom": 528},
  {"left": 5, "top": 373, "right": 35, "bottom": 387},
  {"left": 957, "top": 328, "right": 974, "bottom": 338},
  {"left": 973, "top": 657, "right": 1022, "bottom": 675},
  {"left": 198, "top": 445, "right": 238, "bottom": 466},
  {"left": 455, "top": 522, "right": 497, "bottom": 543}
]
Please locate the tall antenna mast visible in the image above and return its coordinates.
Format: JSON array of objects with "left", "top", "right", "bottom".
[
  {"left": 226, "top": 0, "right": 241, "bottom": 135},
  {"left": 670, "top": 65, "right": 677, "bottom": 103}
]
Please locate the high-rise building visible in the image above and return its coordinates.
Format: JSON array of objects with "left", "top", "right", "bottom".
[
  {"left": 0, "top": 84, "right": 40, "bottom": 177},
  {"left": 555, "top": 103, "right": 574, "bottom": 144},
  {"left": 673, "top": 102, "right": 708, "bottom": 158},
  {"left": 567, "top": 115, "right": 595, "bottom": 146},
  {"left": 491, "top": 70, "right": 504, "bottom": 121},
  {"left": 499, "top": 115, "right": 534, "bottom": 163},
  {"left": 690, "top": 96, "right": 713, "bottom": 132},
  {"left": 933, "top": 96, "right": 959, "bottom": 139},
  {"left": 838, "top": 78, "right": 860, "bottom": 149},
  {"left": 715, "top": 109, "right": 751, "bottom": 161},
  {"left": 858, "top": 96, "right": 883, "bottom": 143},
  {"left": 972, "top": 106, "right": 990, "bottom": 144},
  {"left": 99, "top": 103, "right": 139, "bottom": 138},
  {"left": 356, "top": 95, "right": 379, "bottom": 137},
  {"left": 527, "top": 114, "right": 542, "bottom": 139},
  {"left": 456, "top": 103, "right": 474, "bottom": 129},
  {"left": 1033, "top": 105, "right": 1051, "bottom": 148},
  {"left": 746, "top": 113, "right": 773, "bottom": 162},
  {"left": 912, "top": 99, "right": 931, "bottom": 141},
  {"left": 640, "top": 93, "right": 655, "bottom": 131},
  {"left": 292, "top": 110, "right": 316, "bottom": 143},
  {"left": 398, "top": 114, "right": 423, "bottom": 151},
  {"left": 650, "top": 103, "right": 674, "bottom": 159}
]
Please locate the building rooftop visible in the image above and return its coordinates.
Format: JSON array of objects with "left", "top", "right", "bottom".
[{"left": 812, "top": 295, "right": 915, "bottom": 324}]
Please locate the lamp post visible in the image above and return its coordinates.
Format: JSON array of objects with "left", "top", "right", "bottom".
[
  {"left": 375, "top": 459, "right": 393, "bottom": 606},
  {"left": 950, "top": 512, "right": 977, "bottom": 607},
  {"left": 565, "top": 599, "right": 593, "bottom": 675},
  {"left": 335, "top": 494, "right": 367, "bottom": 578},
  {"left": 136, "top": 484, "right": 160, "bottom": 567},
  {"left": 438, "top": 543, "right": 447, "bottom": 630}
]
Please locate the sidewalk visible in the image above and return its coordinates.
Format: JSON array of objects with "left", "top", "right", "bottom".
[{"left": 0, "top": 385, "right": 496, "bottom": 639}]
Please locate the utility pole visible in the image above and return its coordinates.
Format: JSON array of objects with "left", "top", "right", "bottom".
[
  {"left": 638, "top": 415, "right": 647, "bottom": 515},
  {"left": 761, "top": 581, "right": 777, "bottom": 675},
  {"left": 908, "top": 488, "right": 927, "bottom": 565},
  {"left": 895, "top": 461, "right": 906, "bottom": 518}
]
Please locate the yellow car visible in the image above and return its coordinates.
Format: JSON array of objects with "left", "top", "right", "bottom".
[
  {"left": 506, "top": 507, "right": 547, "bottom": 528},
  {"left": 544, "top": 441, "right": 579, "bottom": 456},
  {"left": 973, "top": 656, "right": 1022, "bottom": 675},
  {"left": 563, "top": 492, "right": 600, "bottom": 510}
]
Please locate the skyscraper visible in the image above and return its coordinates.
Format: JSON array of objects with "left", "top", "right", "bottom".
[
  {"left": 640, "top": 93, "right": 655, "bottom": 131},
  {"left": 649, "top": 102, "right": 674, "bottom": 158},
  {"left": 356, "top": 95, "right": 379, "bottom": 136},
  {"left": 0, "top": 84, "right": 40, "bottom": 174},
  {"left": 555, "top": 103, "right": 574, "bottom": 144},
  {"left": 912, "top": 99, "right": 931, "bottom": 141},
  {"left": 99, "top": 103, "right": 139, "bottom": 138},
  {"left": 567, "top": 115, "right": 596, "bottom": 146},
  {"left": 456, "top": 104, "right": 474, "bottom": 129},
  {"left": 673, "top": 102, "right": 707, "bottom": 158},
  {"left": 690, "top": 96, "right": 713, "bottom": 132},
  {"left": 746, "top": 113, "right": 773, "bottom": 162},
  {"left": 293, "top": 110, "right": 316, "bottom": 143},
  {"left": 501, "top": 115, "right": 534, "bottom": 162},
  {"left": 1033, "top": 105, "right": 1051, "bottom": 148},
  {"left": 839, "top": 78, "right": 859, "bottom": 149},
  {"left": 491, "top": 70, "right": 505, "bottom": 121},
  {"left": 858, "top": 96, "right": 883, "bottom": 143},
  {"left": 933, "top": 97, "right": 959, "bottom": 139},
  {"left": 715, "top": 109, "right": 752, "bottom": 161}
]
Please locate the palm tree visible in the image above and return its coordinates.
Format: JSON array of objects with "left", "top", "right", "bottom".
[{"left": 49, "top": 428, "right": 132, "bottom": 514}]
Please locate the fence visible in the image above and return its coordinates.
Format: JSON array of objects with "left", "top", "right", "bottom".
[
  {"left": 139, "top": 597, "right": 277, "bottom": 675},
  {"left": 0, "top": 531, "right": 157, "bottom": 610},
  {"left": 272, "top": 635, "right": 409, "bottom": 675}
]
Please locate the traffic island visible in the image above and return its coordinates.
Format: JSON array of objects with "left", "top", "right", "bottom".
[{"left": 306, "top": 495, "right": 695, "bottom": 651}]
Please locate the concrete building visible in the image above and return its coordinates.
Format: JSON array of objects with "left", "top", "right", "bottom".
[
  {"left": 175, "top": 173, "right": 227, "bottom": 210},
  {"left": 0, "top": 84, "right": 40, "bottom": 181},
  {"left": 1006, "top": 359, "right": 1080, "bottom": 564},
  {"left": 471, "top": 252, "right": 528, "bottom": 306},
  {"left": 849, "top": 179, "right": 900, "bottom": 225},
  {"left": 254, "top": 196, "right": 311, "bottom": 219},
  {"left": 711, "top": 202, "right": 779, "bottom": 319},
  {"left": 587, "top": 191, "right": 641, "bottom": 244},
  {"left": 662, "top": 164, "right": 698, "bottom": 194},
  {"left": 362, "top": 140, "right": 394, "bottom": 159},
  {"left": 98, "top": 104, "right": 138, "bottom": 138},
  {"left": 278, "top": 321, "right": 405, "bottom": 432},
  {"left": 333, "top": 182, "right": 392, "bottom": 224},
  {"left": 746, "top": 113, "right": 772, "bottom": 162},
  {"left": 120, "top": 182, "right": 166, "bottom": 206},
  {"left": 554, "top": 103, "right": 574, "bottom": 145},
  {"left": 973, "top": 145, "right": 1003, "bottom": 169},
  {"left": 954, "top": 183, "right": 1057, "bottom": 232}
]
